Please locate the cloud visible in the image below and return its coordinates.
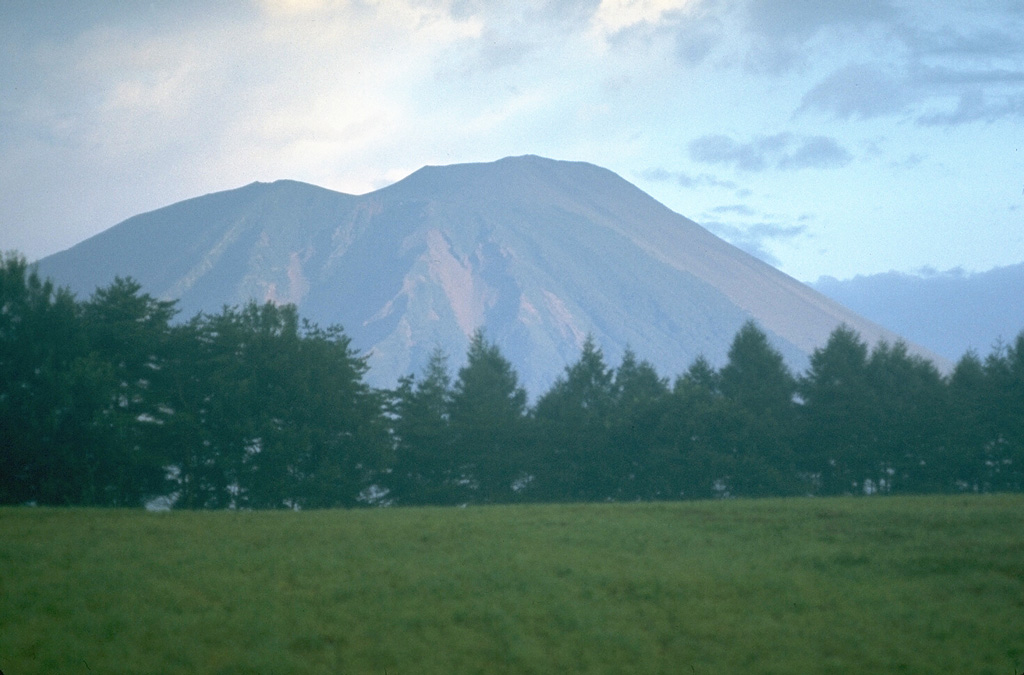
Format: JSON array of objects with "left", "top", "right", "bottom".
[
  {"left": 744, "top": 0, "right": 897, "bottom": 39},
  {"left": 903, "top": 24, "right": 1024, "bottom": 60},
  {"left": 776, "top": 135, "right": 853, "bottom": 169},
  {"left": 592, "top": 0, "right": 694, "bottom": 37},
  {"left": 916, "top": 88, "right": 1024, "bottom": 126},
  {"left": 671, "top": 14, "right": 723, "bottom": 65},
  {"left": 890, "top": 153, "right": 926, "bottom": 170},
  {"left": 640, "top": 167, "right": 738, "bottom": 189},
  {"left": 593, "top": 0, "right": 901, "bottom": 74},
  {"left": 688, "top": 133, "right": 852, "bottom": 171},
  {"left": 702, "top": 219, "right": 808, "bottom": 266},
  {"left": 739, "top": 0, "right": 899, "bottom": 74},
  {"left": 798, "top": 8, "right": 1024, "bottom": 126},
  {"left": 798, "top": 64, "right": 913, "bottom": 119},
  {"left": 710, "top": 204, "right": 756, "bottom": 216},
  {"left": 800, "top": 61, "right": 1024, "bottom": 125}
]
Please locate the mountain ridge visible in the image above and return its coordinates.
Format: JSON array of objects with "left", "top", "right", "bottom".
[{"left": 36, "top": 155, "right": 938, "bottom": 394}]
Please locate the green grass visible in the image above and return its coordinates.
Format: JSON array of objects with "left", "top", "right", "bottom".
[{"left": 2, "top": 496, "right": 1023, "bottom": 674}]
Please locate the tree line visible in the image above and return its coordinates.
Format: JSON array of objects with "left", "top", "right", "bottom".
[{"left": 2, "top": 252, "right": 1022, "bottom": 508}]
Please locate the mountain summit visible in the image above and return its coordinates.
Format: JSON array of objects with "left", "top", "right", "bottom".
[{"left": 37, "top": 155, "right": 925, "bottom": 393}]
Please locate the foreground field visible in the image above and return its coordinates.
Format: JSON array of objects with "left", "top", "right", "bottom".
[{"left": 1, "top": 496, "right": 1022, "bottom": 674}]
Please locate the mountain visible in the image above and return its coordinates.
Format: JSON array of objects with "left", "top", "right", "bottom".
[
  {"left": 813, "top": 264, "right": 1024, "bottom": 363},
  {"left": 35, "top": 155, "right": 934, "bottom": 394}
]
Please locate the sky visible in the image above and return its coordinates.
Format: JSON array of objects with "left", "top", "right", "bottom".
[{"left": 2, "top": 0, "right": 1023, "bottom": 283}]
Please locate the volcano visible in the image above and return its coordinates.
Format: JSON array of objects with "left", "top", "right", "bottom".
[{"left": 36, "top": 155, "right": 929, "bottom": 394}]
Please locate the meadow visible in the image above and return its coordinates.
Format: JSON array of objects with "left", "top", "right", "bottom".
[{"left": 1, "top": 495, "right": 1022, "bottom": 674}]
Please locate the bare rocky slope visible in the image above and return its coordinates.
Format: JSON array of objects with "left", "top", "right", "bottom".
[{"left": 37, "top": 155, "right": 935, "bottom": 394}]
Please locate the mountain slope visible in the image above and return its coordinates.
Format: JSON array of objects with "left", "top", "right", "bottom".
[{"left": 36, "top": 155, "right": 932, "bottom": 394}]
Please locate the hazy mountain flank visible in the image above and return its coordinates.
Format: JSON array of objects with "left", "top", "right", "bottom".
[
  {"left": 37, "top": 155, "right": 928, "bottom": 394},
  {"left": 813, "top": 265, "right": 1024, "bottom": 363}
]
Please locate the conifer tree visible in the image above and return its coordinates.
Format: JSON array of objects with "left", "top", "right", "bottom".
[
  {"left": 659, "top": 356, "right": 730, "bottom": 499},
  {"left": 980, "top": 333, "right": 1024, "bottom": 491},
  {"left": 532, "top": 335, "right": 616, "bottom": 501},
  {"left": 947, "top": 350, "right": 991, "bottom": 491},
  {"left": 449, "top": 329, "right": 528, "bottom": 503},
  {"left": 610, "top": 349, "right": 670, "bottom": 499},
  {"left": 717, "top": 321, "right": 800, "bottom": 496},
  {"left": 388, "top": 347, "right": 455, "bottom": 504},
  {"left": 864, "top": 340, "right": 948, "bottom": 493},
  {"left": 798, "top": 325, "right": 874, "bottom": 495}
]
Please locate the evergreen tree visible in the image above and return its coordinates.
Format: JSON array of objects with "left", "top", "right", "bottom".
[
  {"left": 449, "top": 329, "right": 528, "bottom": 503},
  {"left": 798, "top": 325, "right": 875, "bottom": 495},
  {"left": 679, "top": 355, "right": 720, "bottom": 395},
  {"left": 864, "top": 340, "right": 948, "bottom": 494},
  {"left": 979, "top": 333, "right": 1024, "bottom": 491},
  {"left": 610, "top": 349, "right": 670, "bottom": 500},
  {"left": 658, "top": 356, "right": 731, "bottom": 499},
  {"left": 717, "top": 321, "right": 801, "bottom": 496},
  {"left": 387, "top": 347, "right": 455, "bottom": 504},
  {"left": 947, "top": 350, "right": 991, "bottom": 491},
  {"left": 532, "top": 335, "right": 616, "bottom": 501}
]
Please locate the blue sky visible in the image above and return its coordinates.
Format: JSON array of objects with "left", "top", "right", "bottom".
[{"left": 2, "top": 0, "right": 1022, "bottom": 282}]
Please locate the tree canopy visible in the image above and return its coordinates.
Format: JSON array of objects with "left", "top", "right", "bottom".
[{"left": 3, "top": 252, "right": 1023, "bottom": 508}]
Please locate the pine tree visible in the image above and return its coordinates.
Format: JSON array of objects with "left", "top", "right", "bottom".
[
  {"left": 388, "top": 347, "right": 455, "bottom": 504},
  {"left": 980, "top": 333, "right": 1024, "bottom": 491},
  {"left": 658, "top": 357, "right": 731, "bottom": 499},
  {"left": 532, "top": 335, "right": 616, "bottom": 501},
  {"left": 449, "top": 329, "right": 528, "bottom": 503},
  {"left": 864, "top": 340, "right": 948, "bottom": 494},
  {"left": 717, "top": 321, "right": 800, "bottom": 496},
  {"left": 947, "top": 350, "right": 990, "bottom": 491},
  {"left": 798, "top": 325, "right": 874, "bottom": 495},
  {"left": 610, "top": 349, "right": 669, "bottom": 500}
]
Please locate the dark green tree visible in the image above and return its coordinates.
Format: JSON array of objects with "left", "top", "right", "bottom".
[
  {"left": 864, "top": 340, "right": 948, "bottom": 494},
  {"left": 716, "top": 321, "right": 801, "bottom": 496},
  {"left": 78, "top": 277, "right": 179, "bottom": 505},
  {"left": 947, "top": 350, "right": 992, "bottom": 491},
  {"left": 448, "top": 329, "right": 528, "bottom": 503},
  {"left": 164, "top": 305, "right": 257, "bottom": 508},
  {"left": 0, "top": 253, "right": 85, "bottom": 504},
  {"left": 657, "top": 356, "right": 732, "bottom": 499},
  {"left": 609, "top": 349, "right": 670, "bottom": 500},
  {"left": 797, "top": 325, "right": 875, "bottom": 495},
  {"left": 279, "top": 316, "right": 389, "bottom": 508},
  {"left": 164, "top": 302, "right": 387, "bottom": 509},
  {"left": 978, "top": 333, "right": 1024, "bottom": 491},
  {"left": 532, "top": 335, "right": 616, "bottom": 501},
  {"left": 387, "top": 347, "right": 455, "bottom": 505}
]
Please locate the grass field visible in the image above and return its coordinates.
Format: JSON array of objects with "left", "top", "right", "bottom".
[{"left": 2, "top": 495, "right": 1023, "bottom": 674}]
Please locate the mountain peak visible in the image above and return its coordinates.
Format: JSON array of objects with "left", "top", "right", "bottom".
[{"left": 36, "top": 157, "right": 935, "bottom": 394}]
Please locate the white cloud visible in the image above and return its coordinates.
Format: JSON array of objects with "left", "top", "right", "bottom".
[{"left": 592, "top": 0, "right": 695, "bottom": 36}]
